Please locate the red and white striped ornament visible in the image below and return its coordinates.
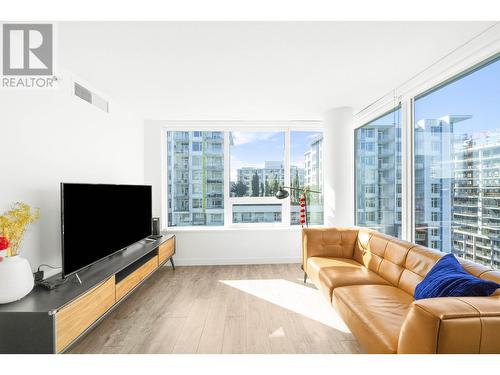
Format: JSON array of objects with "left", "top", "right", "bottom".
[{"left": 299, "top": 194, "right": 306, "bottom": 227}]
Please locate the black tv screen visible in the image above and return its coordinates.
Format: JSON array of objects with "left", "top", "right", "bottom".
[{"left": 61, "top": 183, "right": 152, "bottom": 278}]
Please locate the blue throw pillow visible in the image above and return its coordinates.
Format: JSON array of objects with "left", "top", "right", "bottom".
[{"left": 414, "top": 253, "right": 500, "bottom": 300}]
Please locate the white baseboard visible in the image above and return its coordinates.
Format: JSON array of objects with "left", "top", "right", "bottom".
[{"left": 164, "top": 257, "right": 301, "bottom": 266}]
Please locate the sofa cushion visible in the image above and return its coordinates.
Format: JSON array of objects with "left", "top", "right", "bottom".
[
  {"left": 319, "top": 261, "right": 390, "bottom": 299},
  {"left": 332, "top": 284, "right": 414, "bottom": 353},
  {"left": 414, "top": 254, "right": 500, "bottom": 300},
  {"left": 306, "top": 257, "right": 363, "bottom": 299}
]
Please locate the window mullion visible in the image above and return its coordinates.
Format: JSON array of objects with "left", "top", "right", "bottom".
[
  {"left": 224, "top": 131, "right": 232, "bottom": 227},
  {"left": 283, "top": 129, "right": 291, "bottom": 226}
]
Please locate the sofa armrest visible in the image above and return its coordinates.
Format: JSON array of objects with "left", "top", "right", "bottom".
[
  {"left": 301, "top": 227, "right": 358, "bottom": 273},
  {"left": 398, "top": 296, "right": 500, "bottom": 353}
]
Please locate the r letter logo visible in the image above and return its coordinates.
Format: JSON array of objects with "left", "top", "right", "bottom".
[{"left": 2, "top": 24, "right": 53, "bottom": 76}]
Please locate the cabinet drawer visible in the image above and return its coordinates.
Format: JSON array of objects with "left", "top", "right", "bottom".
[
  {"left": 159, "top": 237, "right": 175, "bottom": 264},
  {"left": 55, "top": 276, "right": 115, "bottom": 353},
  {"left": 115, "top": 256, "right": 158, "bottom": 301}
]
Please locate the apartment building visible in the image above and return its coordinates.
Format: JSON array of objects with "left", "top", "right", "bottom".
[
  {"left": 167, "top": 131, "right": 225, "bottom": 226},
  {"left": 356, "top": 121, "right": 402, "bottom": 238},
  {"left": 452, "top": 131, "right": 500, "bottom": 268}
]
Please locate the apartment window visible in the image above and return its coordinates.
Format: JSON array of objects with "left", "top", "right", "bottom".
[
  {"left": 192, "top": 155, "right": 201, "bottom": 167},
  {"left": 431, "top": 183, "right": 441, "bottom": 194},
  {"left": 167, "top": 131, "right": 225, "bottom": 227},
  {"left": 192, "top": 142, "right": 202, "bottom": 152},
  {"left": 431, "top": 212, "right": 441, "bottom": 222},
  {"left": 192, "top": 170, "right": 202, "bottom": 180},
  {"left": 365, "top": 212, "right": 375, "bottom": 222},
  {"left": 355, "top": 107, "right": 402, "bottom": 238},
  {"left": 431, "top": 198, "right": 440, "bottom": 208},
  {"left": 365, "top": 184, "right": 375, "bottom": 194},
  {"left": 290, "top": 131, "right": 324, "bottom": 225},
  {"left": 366, "top": 198, "right": 376, "bottom": 208},
  {"left": 414, "top": 56, "right": 500, "bottom": 269}
]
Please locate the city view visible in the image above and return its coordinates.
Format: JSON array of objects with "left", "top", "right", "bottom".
[
  {"left": 356, "top": 57, "right": 500, "bottom": 269},
  {"left": 166, "top": 130, "right": 324, "bottom": 226}
]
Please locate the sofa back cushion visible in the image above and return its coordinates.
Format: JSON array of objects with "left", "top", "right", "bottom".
[
  {"left": 302, "top": 227, "right": 359, "bottom": 263},
  {"left": 354, "top": 228, "right": 500, "bottom": 297},
  {"left": 354, "top": 229, "right": 418, "bottom": 289}
]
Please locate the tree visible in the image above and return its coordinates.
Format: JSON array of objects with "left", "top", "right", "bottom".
[
  {"left": 271, "top": 177, "right": 280, "bottom": 196},
  {"left": 251, "top": 172, "right": 260, "bottom": 197},
  {"left": 292, "top": 170, "right": 300, "bottom": 202},
  {"left": 231, "top": 181, "right": 248, "bottom": 197}
]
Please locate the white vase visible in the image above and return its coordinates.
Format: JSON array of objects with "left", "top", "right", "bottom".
[{"left": 0, "top": 255, "right": 34, "bottom": 304}]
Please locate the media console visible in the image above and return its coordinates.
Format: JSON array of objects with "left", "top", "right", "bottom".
[{"left": 0, "top": 234, "right": 175, "bottom": 354}]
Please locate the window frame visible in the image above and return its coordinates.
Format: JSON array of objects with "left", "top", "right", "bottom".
[{"left": 162, "top": 123, "right": 323, "bottom": 230}]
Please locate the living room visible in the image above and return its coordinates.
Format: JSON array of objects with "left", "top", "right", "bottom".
[{"left": 1, "top": 1, "right": 500, "bottom": 373}]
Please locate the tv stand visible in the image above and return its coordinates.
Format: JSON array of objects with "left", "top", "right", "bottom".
[{"left": 0, "top": 234, "right": 175, "bottom": 353}]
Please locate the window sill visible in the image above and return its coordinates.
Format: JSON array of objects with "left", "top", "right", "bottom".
[{"left": 163, "top": 225, "right": 324, "bottom": 232}]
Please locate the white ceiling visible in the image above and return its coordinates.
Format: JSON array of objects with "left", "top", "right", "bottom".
[{"left": 58, "top": 21, "right": 494, "bottom": 120}]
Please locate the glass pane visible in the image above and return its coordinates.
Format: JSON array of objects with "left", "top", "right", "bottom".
[
  {"left": 229, "top": 131, "right": 285, "bottom": 197},
  {"left": 290, "top": 131, "right": 324, "bottom": 225},
  {"left": 232, "top": 204, "right": 282, "bottom": 224},
  {"left": 414, "top": 57, "right": 500, "bottom": 269},
  {"left": 355, "top": 108, "right": 402, "bottom": 238},
  {"left": 166, "top": 131, "right": 224, "bottom": 226}
]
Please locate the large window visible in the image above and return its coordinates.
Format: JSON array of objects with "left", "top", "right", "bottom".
[
  {"left": 414, "top": 57, "right": 500, "bottom": 269},
  {"left": 166, "top": 127, "right": 324, "bottom": 227},
  {"left": 355, "top": 108, "right": 402, "bottom": 238},
  {"left": 167, "top": 131, "right": 225, "bottom": 227}
]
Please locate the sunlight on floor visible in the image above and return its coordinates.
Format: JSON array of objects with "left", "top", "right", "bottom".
[{"left": 219, "top": 279, "right": 351, "bottom": 333}]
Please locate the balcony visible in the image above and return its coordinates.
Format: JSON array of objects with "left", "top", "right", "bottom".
[{"left": 207, "top": 193, "right": 223, "bottom": 198}]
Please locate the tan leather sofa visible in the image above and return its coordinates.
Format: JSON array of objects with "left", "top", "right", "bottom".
[{"left": 302, "top": 227, "right": 500, "bottom": 354}]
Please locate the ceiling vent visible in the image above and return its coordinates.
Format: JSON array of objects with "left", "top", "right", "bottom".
[{"left": 74, "top": 82, "right": 109, "bottom": 113}]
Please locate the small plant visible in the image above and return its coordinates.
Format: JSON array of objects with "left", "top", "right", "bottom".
[{"left": 0, "top": 203, "right": 40, "bottom": 257}]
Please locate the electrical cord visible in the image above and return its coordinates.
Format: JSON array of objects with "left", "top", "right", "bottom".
[
  {"left": 34, "top": 263, "right": 62, "bottom": 283},
  {"left": 37, "top": 263, "right": 61, "bottom": 272}
]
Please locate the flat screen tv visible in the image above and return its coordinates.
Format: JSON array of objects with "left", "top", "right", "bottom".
[{"left": 61, "top": 183, "right": 152, "bottom": 278}]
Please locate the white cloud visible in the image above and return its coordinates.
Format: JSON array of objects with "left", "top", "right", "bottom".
[
  {"left": 231, "top": 131, "right": 278, "bottom": 146},
  {"left": 230, "top": 157, "right": 264, "bottom": 181}
]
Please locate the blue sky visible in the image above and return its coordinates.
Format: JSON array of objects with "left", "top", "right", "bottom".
[
  {"left": 415, "top": 57, "right": 500, "bottom": 134},
  {"left": 363, "top": 57, "right": 500, "bottom": 135},
  {"left": 230, "top": 131, "right": 321, "bottom": 181}
]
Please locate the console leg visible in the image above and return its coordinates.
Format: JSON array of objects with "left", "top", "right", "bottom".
[
  {"left": 303, "top": 272, "right": 307, "bottom": 283},
  {"left": 170, "top": 257, "right": 176, "bottom": 270}
]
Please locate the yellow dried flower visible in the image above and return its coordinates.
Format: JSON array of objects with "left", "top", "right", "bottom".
[{"left": 0, "top": 202, "right": 40, "bottom": 257}]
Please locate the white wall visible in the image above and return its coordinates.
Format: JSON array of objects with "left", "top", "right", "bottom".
[
  {"left": 323, "top": 107, "right": 355, "bottom": 227},
  {"left": 0, "top": 70, "right": 144, "bottom": 273},
  {"left": 144, "top": 121, "right": 306, "bottom": 265}
]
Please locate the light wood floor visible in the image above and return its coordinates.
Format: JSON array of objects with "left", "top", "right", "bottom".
[{"left": 68, "top": 264, "right": 363, "bottom": 354}]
